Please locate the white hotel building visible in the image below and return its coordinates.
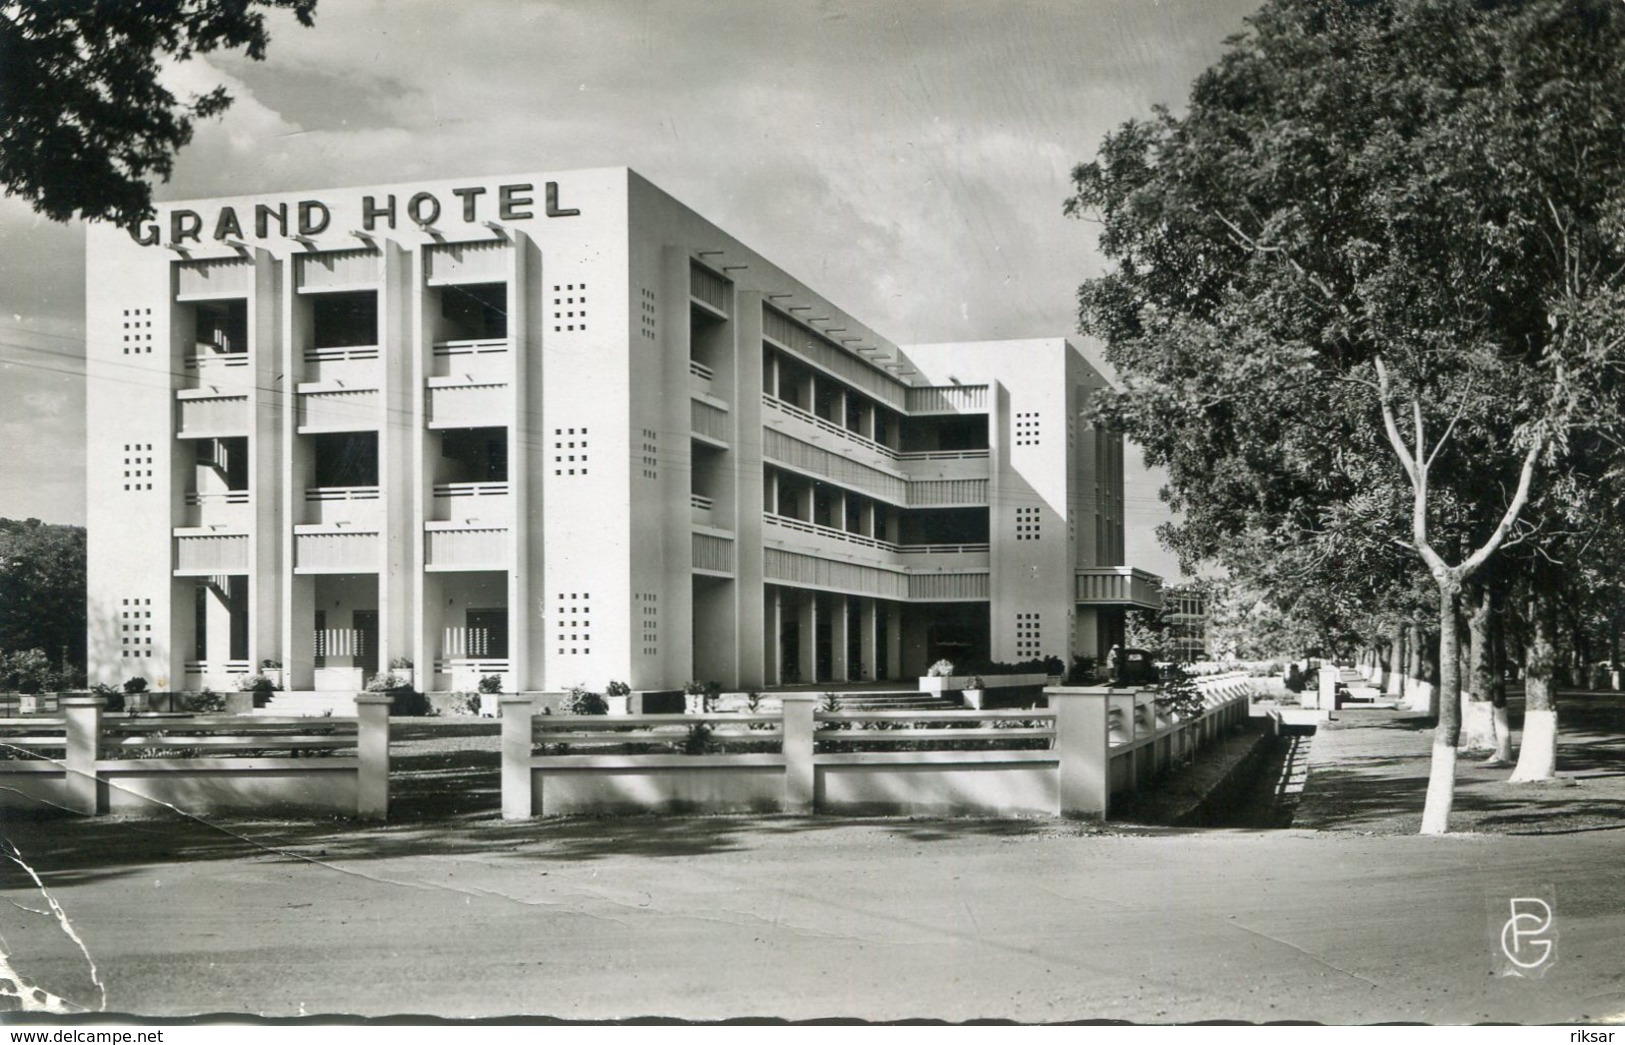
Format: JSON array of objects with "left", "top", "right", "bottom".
[{"left": 85, "top": 168, "right": 1162, "bottom": 696}]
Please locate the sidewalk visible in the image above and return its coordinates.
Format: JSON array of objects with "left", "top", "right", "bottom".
[{"left": 1293, "top": 683, "right": 1625, "bottom": 834}]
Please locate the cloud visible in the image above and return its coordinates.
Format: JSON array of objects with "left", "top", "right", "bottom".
[{"left": 0, "top": 0, "right": 1261, "bottom": 531}]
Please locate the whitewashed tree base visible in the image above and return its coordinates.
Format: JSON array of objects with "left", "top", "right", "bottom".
[
  {"left": 1484, "top": 704, "right": 1512, "bottom": 766},
  {"left": 1509, "top": 709, "right": 1557, "bottom": 782},
  {"left": 1419, "top": 742, "right": 1457, "bottom": 835},
  {"left": 1459, "top": 695, "right": 1496, "bottom": 751}
]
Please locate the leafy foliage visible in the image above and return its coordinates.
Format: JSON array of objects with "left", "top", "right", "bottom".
[
  {"left": 0, "top": 0, "right": 317, "bottom": 226},
  {"left": 0, "top": 519, "right": 85, "bottom": 671}
]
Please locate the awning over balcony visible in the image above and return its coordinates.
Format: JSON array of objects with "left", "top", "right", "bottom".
[{"left": 1075, "top": 567, "right": 1164, "bottom": 610}]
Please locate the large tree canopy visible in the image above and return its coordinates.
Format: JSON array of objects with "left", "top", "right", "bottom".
[
  {"left": 0, "top": 0, "right": 316, "bottom": 227},
  {"left": 1068, "top": 0, "right": 1625, "bottom": 832},
  {"left": 0, "top": 518, "right": 86, "bottom": 672}
]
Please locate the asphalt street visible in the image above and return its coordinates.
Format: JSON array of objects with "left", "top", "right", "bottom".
[{"left": 3, "top": 813, "right": 1623, "bottom": 1023}]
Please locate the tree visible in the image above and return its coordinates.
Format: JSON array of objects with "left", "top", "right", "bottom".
[
  {"left": 0, "top": 518, "right": 87, "bottom": 674},
  {"left": 1067, "top": 0, "right": 1625, "bottom": 833},
  {"left": 0, "top": 0, "right": 317, "bottom": 227}
]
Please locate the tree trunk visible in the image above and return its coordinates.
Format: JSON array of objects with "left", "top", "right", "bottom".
[
  {"left": 1510, "top": 593, "right": 1558, "bottom": 782},
  {"left": 1387, "top": 624, "right": 1406, "bottom": 698},
  {"left": 1486, "top": 588, "right": 1512, "bottom": 766},
  {"left": 1420, "top": 583, "right": 1463, "bottom": 835},
  {"left": 1461, "top": 585, "right": 1495, "bottom": 751}
]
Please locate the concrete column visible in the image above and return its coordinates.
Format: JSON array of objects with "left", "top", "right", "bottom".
[
  {"left": 500, "top": 693, "right": 536, "bottom": 819},
  {"left": 782, "top": 694, "right": 817, "bottom": 814},
  {"left": 377, "top": 241, "right": 415, "bottom": 674},
  {"left": 204, "top": 579, "right": 233, "bottom": 674},
  {"left": 1053, "top": 686, "right": 1110, "bottom": 819},
  {"left": 764, "top": 587, "right": 781, "bottom": 686},
  {"left": 798, "top": 589, "right": 818, "bottom": 684},
  {"left": 354, "top": 693, "right": 391, "bottom": 821},
  {"left": 885, "top": 603, "right": 902, "bottom": 681},
  {"left": 248, "top": 249, "right": 282, "bottom": 674},
  {"left": 830, "top": 594, "right": 850, "bottom": 681},
  {"left": 859, "top": 599, "right": 878, "bottom": 682},
  {"left": 284, "top": 573, "right": 315, "bottom": 690},
  {"left": 62, "top": 695, "right": 104, "bottom": 816}
]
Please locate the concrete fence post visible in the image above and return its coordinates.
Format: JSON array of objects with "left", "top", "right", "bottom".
[
  {"left": 782, "top": 695, "right": 818, "bottom": 814},
  {"left": 61, "top": 695, "right": 103, "bottom": 816},
  {"left": 1052, "top": 686, "right": 1110, "bottom": 819},
  {"left": 500, "top": 694, "right": 536, "bottom": 820},
  {"left": 354, "top": 694, "right": 391, "bottom": 821}
]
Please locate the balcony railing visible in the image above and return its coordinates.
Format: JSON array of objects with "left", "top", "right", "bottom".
[
  {"left": 303, "top": 346, "right": 380, "bottom": 364},
  {"left": 433, "top": 482, "right": 508, "bottom": 499},
  {"left": 895, "top": 449, "right": 990, "bottom": 462},
  {"left": 302, "top": 345, "right": 381, "bottom": 388},
  {"left": 764, "top": 393, "right": 899, "bottom": 461},
  {"left": 432, "top": 338, "right": 509, "bottom": 381},
  {"left": 185, "top": 490, "right": 249, "bottom": 506},
  {"left": 180, "top": 490, "right": 250, "bottom": 529},
  {"left": 905, "top": 384, "right": 989, "bottom": 414},
  {"left": 433, "top": 338, "right": 508, "bottom": 358},
  {"left": 306, "top": 486, "right": 380, "bottom": 503},
  {"left": 689, "top": 359, "right": 714, "bottom": 382},
  {"left": 764, "top": 512, "right": 990, "bottom": 562}
]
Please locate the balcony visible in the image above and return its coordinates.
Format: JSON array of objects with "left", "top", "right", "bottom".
[
  {"left": 183, "top": 347, "right": 250, "bottom": 393},
  {"left": 763, "top": 392, "right": 901, "bottom": 468},
  {"left": 304, "top": 486, "right": 380, "bottom": 527},
  {"left": 293, "top": 529, "right": 380, "bottom": 573},
  {"left": 1075, "top": 567, "right": 1164, "bottom": 610},
  {"left": 690, "top": 493, "right": 721, "bottom": 529},
  {"left": 297, "top": 388, "right": 379, "bottom": 432},
  {"left": 432, "top": 338, "right": 509, "bottom": 382},
  {"left": 173, "top": 533, "right": 250, "bottom": 574},
  {"left": 762, "top": 512, "right": 990, "bottom": 570},
  {"left": 906, "top": 384, "right": 989, "bottom": 415},
  {"left": 302, "top": 346, "right": 379, "bottom": 387},
  {"left": 180, "top": 490, "right": 250, "bottom": 530},
  {"left": 426, "top": 381, "right": 508, "bottom": 428},
  {"left": 895, "top": 448, "right": 991, "bottom": 483},
  {"left": 691, "top": 398, "right": 729, "bottom": 445},
  {"left": 175, "top": 390, "right": 248, "bottom": 437},
  {"left": 431, "top": 482, "right": 510, "bottom": 524},
  {"left": 424, "top": 524, "right": 509, "bottom": 571},
  {"left": 689, "top": 359, "right": 718, "bottom": 400}
]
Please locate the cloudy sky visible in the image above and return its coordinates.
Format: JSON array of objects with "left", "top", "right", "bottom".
[{"left": 0, "top": 0, "right": 1260, "bottom": 578}]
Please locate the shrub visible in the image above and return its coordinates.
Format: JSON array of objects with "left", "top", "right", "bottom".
[
  {"left": 1284, "top": 664, "right": 1306, "bottom": 694},
  {"left": 91, "top": 681, "right": 125, "bottom": 713},
  {"left": 558, "top": 684, "right": 608, "bottom": 716},
  {"left": 605, "top": 680, "right": 631, "bottom": 697},
  {"left": 965, "top": 675, "right": 985, "bottom": 690},
  {"left": 451, "top": 692, "right": 482, "bottom": 715},
  {"left": 0, "top": 649, "right": 58, "bottom": 694},
  {"left": 477, "top": 674, "right": 504, "bottom": 694},
  {"left": 188, "top": 689, "right": 227, "bottom": 714},
  {"left": 1066, "top": 656, "right": 1097, "bottom": 685},
  {"left": 364, "top": 671, "right": 411, "bottom": 693},
  {"left": 237, "top": 674, "right": 281, "bottom": 693},
  {"left": 927, "top": 659, "right": 956, "bottom": 678},
  {"left": 123, "top": 676, "right": 149, "bottom": 694}
]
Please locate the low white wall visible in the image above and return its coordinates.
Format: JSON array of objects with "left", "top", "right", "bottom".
[
  {"left": 814, "top": 751, "right": 1058, "bottom": 817},
  {"left": 0, "top": 764, "right": 68, "bottom": 811},
  {"left": 532, "top": 754, "right": 786, "bottom": 815},
  {"left": 97, "top": 758, "right": 362, "bottom": 816}
]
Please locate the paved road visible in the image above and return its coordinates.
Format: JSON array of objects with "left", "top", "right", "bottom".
[{"left": 4, "top": 812, "right": 1623, "bottom": 1023}]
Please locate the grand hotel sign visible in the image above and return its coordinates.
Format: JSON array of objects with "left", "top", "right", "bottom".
[{"left": 129, "top": 180, "right": 580, "bottom": 246}]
